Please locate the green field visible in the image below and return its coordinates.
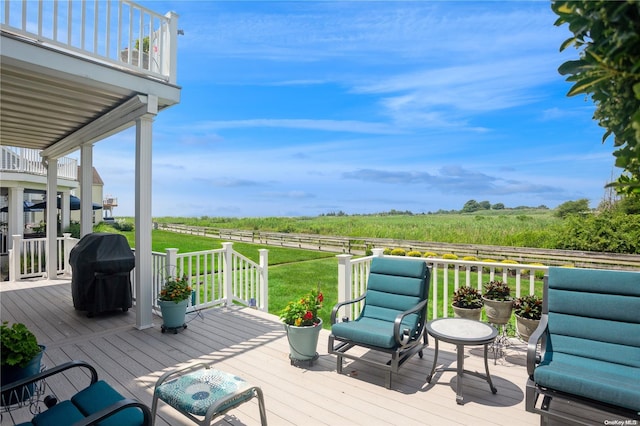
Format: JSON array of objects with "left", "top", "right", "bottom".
[
  {"left": 152, "top": 209, "right": 563, "bottom": 248},
  {"left": 107, "top": 223, "right": 544, "bottom": 330}
]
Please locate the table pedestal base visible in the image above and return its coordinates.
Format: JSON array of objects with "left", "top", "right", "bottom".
[{"left": 427, "top": 337, "right": 498, "bottom": 404}]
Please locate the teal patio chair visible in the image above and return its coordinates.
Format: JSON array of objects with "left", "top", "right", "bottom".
[
  {"left": 1, "top": 360, "right": 151, "bottom": 426},
  {"left": 328, "top": 257, "right": 431, "bottom": 388}
]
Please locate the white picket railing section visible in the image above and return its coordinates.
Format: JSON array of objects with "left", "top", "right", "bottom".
[
  {"left": 8, "top": 237, "right": 268, "bottom": 314},
  {"left": 337, "top": 248, "right": 548, "bottom": 322},
  {"left": 8, "top": 233, "right": 76, "bottom": 279},
  {"left": 137, "top": 243, "right": 269, "bottom": 314},
  {"left": 1, "top": 0, "right": 178, "bottom": 83},
  {"left": 0, "top": 147, "right": 77, "bottom": 180}
]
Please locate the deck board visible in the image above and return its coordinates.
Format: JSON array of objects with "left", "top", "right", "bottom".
[{"left": 1, "top": 280, "right": 540, "bottom": 425}]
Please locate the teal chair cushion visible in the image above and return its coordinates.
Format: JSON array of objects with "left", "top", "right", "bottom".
[
  {"left": 534, "top": 352, "right": 640, "bottom": 411},
  {"left": 537, "top": 267, "right": 640, "bottom": 411},
  {"left": 332, "top": 258, "right": 429, "bottom": 348},
  {"left": 331, "top": 316, "right": 418, "bottom": 348},
  {"left": 71, "top": 380, "right": 144, "bottom": 426},
  {"left": 154, "top": 368, "right": 255, "bottom": 416},
  {"left": 31, "top": 400, "right": 85, "bottom": 426}
]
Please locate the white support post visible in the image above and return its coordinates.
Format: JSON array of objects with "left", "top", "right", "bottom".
[
  {"left": 258, "top": 248, "right": 268, "bottom": 311},
  {"left": 164, "top": 11, "right": 179, "bottom": 84},
  {"left": 371, "top": 248, "right": 385, "bottom": 257},
  {"left": 7, "top": 187, "right": 24, "bottom": 250},
  {"left": 60, "top": 191, "right": 71, "bottom": 233},
  {"left": 45, "top": 158, "right": 58, "bottom": 280},
  {"left": 10, "top": 235, "right": 22, "bottom": 282},
  {"left": 62, "top": 233, "right": 77, "bottom": 276},
  {"left": 165, "top": 248, "right": 178, "bottom": 277},
  {"left": 80, "top": 144, "right": 93, "bottom": 236},
  {"left": 222, "top": 242, "right": 233, "bottom": 307},
  {"left": 134, "top": 114, "right": 154, "bottom": 329},
  {"left": 336, "top": 254, "right": 353, "bottom": 320}
]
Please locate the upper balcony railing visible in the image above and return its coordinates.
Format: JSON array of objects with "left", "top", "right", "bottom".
[
  {"left": 1, "top": 147, "right": 77, "bottom": 180},
  {"left": 1, "top": 0, "right": 178, "bottom": 84}
]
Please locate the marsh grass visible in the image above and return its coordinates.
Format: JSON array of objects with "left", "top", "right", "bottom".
[{"left": 153, "top": 210, "right": 561, "bottom": 247}]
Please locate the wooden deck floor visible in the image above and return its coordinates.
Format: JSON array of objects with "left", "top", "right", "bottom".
[{"left": 1, "top": 280, "right": 540, "bottom": 426}]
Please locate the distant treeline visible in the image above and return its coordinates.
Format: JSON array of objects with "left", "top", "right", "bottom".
[{"left": 321, "top": 202, "right": 549, "bottom": 217}]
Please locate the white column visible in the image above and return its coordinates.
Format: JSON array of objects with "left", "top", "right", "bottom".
[
  {"left": 7, "top": 187, "right": 24, "bottom": 250},
  {"left": 134, "top": 114, "right": 154, "bottom": 329},
  {"left": 60, "top": 191, "right": 71, "bottom": 233},
  {"left": 80, "top": 144, "right": 94, "bottom": 237},
  {"left": 45, "top": 158, "right": 58, "bottom": 280}
]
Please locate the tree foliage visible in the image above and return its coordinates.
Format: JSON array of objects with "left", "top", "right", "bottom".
[
  {"left": 555, "top": 198, "right": 590, "bottom": 218},
  {"left": 555, "top": 210, "right": 640, "bottom": 253},
  {"left": 552, "top": 1, "right": 640, "bottom": 195}
]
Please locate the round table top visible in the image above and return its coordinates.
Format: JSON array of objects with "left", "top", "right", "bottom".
[{"left": 427, "top": 318, "right": 498, "bottom": 345}]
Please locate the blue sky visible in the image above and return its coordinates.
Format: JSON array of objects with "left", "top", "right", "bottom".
[{"left": 90, "top": 1, "right": 614, "bottom": 218}]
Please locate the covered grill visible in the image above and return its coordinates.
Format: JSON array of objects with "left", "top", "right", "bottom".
[{"left": 69, "top": 233, "right": 135, "bottom": 317}]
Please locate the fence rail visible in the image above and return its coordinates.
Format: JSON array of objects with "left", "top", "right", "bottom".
[{"left": 156, "top": 223, "right": 640, "bottom": 270}]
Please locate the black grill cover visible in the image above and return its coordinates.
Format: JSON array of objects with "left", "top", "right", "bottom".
[{"left": 69, "top": 233, "right": 135, "bottom": 315}]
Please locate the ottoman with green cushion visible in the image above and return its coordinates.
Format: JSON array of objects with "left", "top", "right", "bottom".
[{"left": 151, "top": 364, "right": 267, "bottom": 425}]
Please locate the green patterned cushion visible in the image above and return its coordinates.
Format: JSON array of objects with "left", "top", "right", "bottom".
[{"left": 155, "top": 369, "right": 255, "bottom": 416}]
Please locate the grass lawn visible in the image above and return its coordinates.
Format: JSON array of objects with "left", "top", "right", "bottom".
[{"left": 107, "top": 226, "right": 543, "bottom": 332}]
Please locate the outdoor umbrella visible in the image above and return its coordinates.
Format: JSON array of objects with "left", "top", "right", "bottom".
[
  {"left": 0, "top": 201, "right": 40, "bottom": 212},
  {"left": 30, "top": 195, "right": 102, "bottom": 211}
]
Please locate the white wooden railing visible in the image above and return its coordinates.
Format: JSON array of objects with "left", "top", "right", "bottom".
[
  {"left": 1, "top": 147, "right": 77, "bottom": 180},
  {"left": 7, "top": 236, "right": 268, "bottom": 313},
  {"left": 136, "top": 242, "right": 269, "bottom": 313},
  {"left": 1, "top": 0, "right": 178, "bottom": 83},
  {"left": 337, "top": 248, "right": 548, "bottom": 321},
  {"left": 8, "top": 233, "right": 76, "bottom": 279}
]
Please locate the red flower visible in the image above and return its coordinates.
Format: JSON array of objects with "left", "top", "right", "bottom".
[
  {"left": 317, "top": 292, "right": 324, "bottom": 302},
  {"left": 303, "top": 311, "right": 313, "bottom": 320}
]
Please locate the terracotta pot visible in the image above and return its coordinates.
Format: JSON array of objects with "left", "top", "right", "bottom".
[
  {"left": 482, "top": 297, "right": 513, "bottom": 325},
  {"left": 451, "top": 304, "right": 482, "bottom": 321}
]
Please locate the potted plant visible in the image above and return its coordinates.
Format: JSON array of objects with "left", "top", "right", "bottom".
[
  {"left": 1, "top": 322, "right": 45, "bottom": 406},
  {"left": 451, "top": 286, "right": 483, "bottom": 320},
  {"left": 513, "top": 294, "right": 543, "bottom": 342},
  {"left": 158, "top": 275, "right": 192, "bottom": 334},
  {"left": 279, "top": 288, "right": 324, "bottom": 365},
  {"left": 482, "top": 280, "right": 514, "bottom": 325}
]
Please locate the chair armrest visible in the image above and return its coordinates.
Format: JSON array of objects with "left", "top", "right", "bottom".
[
  {"left": 72, "top": 398, "right": 152, "bottom": 426},
  {"left": 527, "top": 314, "right": 548, "bottom": 377},
  {"left": 0, "top": 360, "right": 98, "bottom": 395},
  {"left": 330, "top": 294, "right": 366, "bottom": 324},
  {"left": 393, "top": 299, "right": 428, "bottom": 346}
]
